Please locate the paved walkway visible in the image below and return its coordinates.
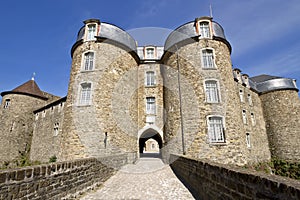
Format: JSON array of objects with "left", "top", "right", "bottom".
[{"left": 80, "top": 157, "right": 195, "bottom": 200}]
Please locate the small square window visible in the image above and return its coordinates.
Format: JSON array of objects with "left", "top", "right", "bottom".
[{"left": 4, "top": 99, "right": 10, "bottom": 109}]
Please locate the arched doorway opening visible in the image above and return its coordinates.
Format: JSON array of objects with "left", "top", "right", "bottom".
[{"left": 139, "top": 128, "right": 163, "bottom": 158}]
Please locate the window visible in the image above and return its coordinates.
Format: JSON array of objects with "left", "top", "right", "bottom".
[
  {"left": 242, "top": 110, "right": 247, "bottom": 124},
  {"left": 145, "top": 71, "right": 155, "bottom": 86},
  {"left": 202, "top": 49, "right": 215, "bottom": 69},
  {"left": 87, "top": 24, "right": 97, "bottom": 41},
  {"left": 145, "top": 47, "right": 155, "bottom": 59},
  {"left": 146, "top": 97, "right": 156, "bottom": 115},
  {"left": 250, "top": 113, "right": 256, "bottom": 126},
  {"left": 4, "top": 99, "right": 10, "bottom": 109},
  {"left": 199, "top": 21, "right": 210, "bottom": 38},
  {"left": 207, "top": 116, "right": 225, "bottom": 143},
  {"left": 239, "top": 90, "right": 244, "bottom": 102},
  {"left": 54, "top": 123, "right": 59, "bottom": 136},
  {"left": 246, "top": 133, "right": 251, "bottom": 148},
  {"left": 205, "top": 80, "right": 220, "bottom": 103},
  {"left": 247, "top": 94, "right": 252, "bottom": 106},
  {"left": 83, "top": 52, "right": 94, "bottom": 71},
  {"left": 79, "top": 83, "right": 92, "bottom": 105}
]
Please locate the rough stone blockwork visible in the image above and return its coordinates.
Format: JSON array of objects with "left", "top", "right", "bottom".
[
  {"left": 170, "top": 154, "right": 300, "bottom": 200},
  {"left": 0, "top": 154, "right": 127, "bottom": 200}
]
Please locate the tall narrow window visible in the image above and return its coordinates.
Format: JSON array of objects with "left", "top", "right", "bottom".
[
  {"left": 202, "top": 49, "right": 214, "bottom": 69},
  {"left": 239, "top": 90, "right": 244, "bottom": 102},
  {"left": 199, "top": 21, "right": 210, "bottom": 38},
  {"left": 242, "top": 110, "right": 247, "bottom": 124},
  {"left": 79, "top": 83, "right": 92, "bottom": 105},
  {"left": 250, "top": 113, "right": 256, "bottom": 126},
  {"left": 145, "top": 47, "right": 155, "bottom": 59},
  {"left": 246, "top": 133, "right": 251, "bottom": 148},
  {"left": 83, "top": 52, "right": 94, "bottom": 71},
  {"left": 247, "top": 94, "right": 252, "bottom": 106},
  {"left": 54, "top": 123, "right": 59, "bottom": 136},
  {"left": 87, "top": 24, "right": 96, "bottom": 41},
  {"left": 208, "top": 116, "right": 225, "bottom": 143},
  {"left": 4, "top": 99, "right": 10, "bottom": 109},
  {"left": 146, "top": 71, "right": 155, "bottom": 86},
  {"left": 146, "top": 97, "right": 156, "bottom": 114},
  {"left": 205, "top": 80, "right": 220, "bottom": 103}
]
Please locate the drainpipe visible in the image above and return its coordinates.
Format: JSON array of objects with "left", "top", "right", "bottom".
[{"left": 175, "top": 45, "right": 186, "bottom": 155}]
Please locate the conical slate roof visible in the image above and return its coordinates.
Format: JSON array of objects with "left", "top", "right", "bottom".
[{"left": 1, "top": 79, "right": 48, "bottom": 100}]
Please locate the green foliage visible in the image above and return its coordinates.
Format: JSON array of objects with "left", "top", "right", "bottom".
[
  {"left": 49, "top": 155, "right": 57, "bottom": 163},
  {"left": 272, "top": 158, "right": 300, "bottom": 180}
]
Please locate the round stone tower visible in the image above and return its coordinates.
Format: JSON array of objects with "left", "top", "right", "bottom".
[
  {"left": 252, "top": 76, "right": 300, "bottom": 161},
  {"left": 60, "top": 19, "right": 139, "bottom": 161},
  {"left": 0, "top": 79, "right": 48, "bottom": 165},
  {"left": 161, "top": 16, "right": 268, "bottom": 165}
]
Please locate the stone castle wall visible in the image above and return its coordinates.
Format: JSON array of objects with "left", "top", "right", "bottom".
[
  {"left": 260, "top": 90, "right": 300, "bottom": 161},
  {"left": 60, "top": 41, "right": 139, "bottom": 161},
  {"left": 30, "top": 100, "right": 65, "bottom": 162},
  {"left": 162, "top": 39, "right": 271, "bottom": 165},
  {"left": 0, "top": 94, "right": 47, "bottom": 165}
]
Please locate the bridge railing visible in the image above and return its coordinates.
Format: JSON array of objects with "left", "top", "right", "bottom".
[{"left": 170, "top": 154, "right": 300, "bottom": 200}]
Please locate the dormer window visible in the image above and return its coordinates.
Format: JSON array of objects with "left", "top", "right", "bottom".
[
  {"left": 145, "top": 47, "right": 155, "bottom": 59},
  {"left": 86, "top": 24, "right": 97, "bottom": 41},
  {"left": 199, "top": 21, "right": 210, "bottom": 38}
]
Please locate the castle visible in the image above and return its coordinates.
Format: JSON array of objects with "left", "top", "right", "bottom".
[{"left": 0, "top": 16, "right": 299, "bottom": 167}]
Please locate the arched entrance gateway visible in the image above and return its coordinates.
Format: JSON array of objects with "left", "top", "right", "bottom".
[{"left": 138, "top": 127, "right": 163, "bottom": 158}]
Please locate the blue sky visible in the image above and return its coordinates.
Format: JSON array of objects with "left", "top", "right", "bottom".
[{"left": 0, "top": 0, "right": 299, "bottom": 97}]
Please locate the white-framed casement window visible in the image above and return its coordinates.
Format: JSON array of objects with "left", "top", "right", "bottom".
[
  {"left": 199, "top": 21, "right": 211, "bottom": 38},
  {"left": 204, "top": 80, "right": 220, "bottom": 103},
  {"left": 145, "top": 71, "right": 155, "bottom": 86},
  {"left": 201, "top": 49, "right": 215, "bottom": 69},
  {"left": 239, "top": 89, "right": 244, "bottom": 102},
  {"left": 246, "top": 133, "right": 251, "bottom": 148},
  {"left": 4, "top": 99, "right": 10, "bottom": 109},
  {"left": 207, "top": 116, "right": 225, "bottom": 143},
  {"left": 247, "top": 94, "right": 253, "bottom": 106},
  {"left": 242, "top": 110, "right": 247, "bottom": 124},
  {"left": 86, "top": 24, "right": 97, "bottom": 41},
  {"left": 79, "top": 82, "right": 92, "bottom": 105},
  {"left": 54, "top": 123, "right": 59, "bottom": 136},
  {"left": 146, "top": 97, "right": 156, "bottom": 115},
  {"left": 250, "top": 113, "right": 256, "bottom": 126},
  {"left": 83, "top": 51, "right": 94, "bottom": 71},
  {"left": 145, "top": 47, "right": 155, "bottom": 59}
]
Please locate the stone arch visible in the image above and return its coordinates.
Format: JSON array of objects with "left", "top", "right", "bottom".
[{"left": 138, "top": 126, "right": 163, "bottom": 156}]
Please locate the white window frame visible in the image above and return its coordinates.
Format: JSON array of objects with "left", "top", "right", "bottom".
[
  {"left": 86, "top": 23, "right": 97, "bottom": 41},
  {"left": 145, "top": 71, "right": 156, "bottom": 86},
  {"left": 201, "top": 48, "right": 216, "bottom": 69},
  {"left": 247, "top": 93, "right": 253, "bottom": 106},
  {"left": 239, "top": 89, "right": 244, "bottom": 102},
  {"left": 145, "top": 47, "right": 155, "bottom": 59},
  {"left": 207, "top": 115, "right": 225, "bottom": 143},
  {"left": 250, "top": 113, "right": 256, "bottom": 126},
  {"left": 146, "top": 97, "right": 156, "bottom": 115},
  {"left": 242, "top": 110, "right": 247, "bottom": 124},
  {"left": 82, "top": 51, "right": 95, "bottom": 71},
  {"left": 246, "top": 133, "right": 251, "bottom": 148},
  {"left": 54, "top": 123, "right": 59, "bottom": 136},
  {"left": 198, "top": 20, "right": 211, "bottom": 38},
  {"left": 204, "top": 79, "right": 220, "bottom": 103},
  {"left": 79, "top": 82, "right": 92, "bottom": 106},
  {"left": 4, "top": 99, "right": 10, "bottom": 109}
]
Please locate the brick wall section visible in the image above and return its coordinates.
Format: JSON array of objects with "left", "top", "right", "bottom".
[
  {"left": 170, "top": 154, "right": 300, "bottom": 199},
  {"left": 0, "top": 155, "right": 127, "bottom": 200}
]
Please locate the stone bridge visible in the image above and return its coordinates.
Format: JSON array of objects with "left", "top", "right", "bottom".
[{"left": 0, "top": 154, "right": 299, "bottom": 199}]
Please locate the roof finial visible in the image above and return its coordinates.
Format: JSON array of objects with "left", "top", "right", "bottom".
[
  {"left": 31, "top": 72, "right": 36, "bottom": 81},
  {"left": 209, "top": 1, "right": 213, "bottom": 18}
]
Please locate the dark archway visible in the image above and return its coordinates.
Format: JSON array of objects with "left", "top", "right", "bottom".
[{"left": 139, "top": 129, "right": 163, "bottom": 158}]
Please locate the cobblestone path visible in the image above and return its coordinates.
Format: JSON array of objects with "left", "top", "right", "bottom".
[{"left": 80, "top": 157, "right": 195, "bottom": 200}]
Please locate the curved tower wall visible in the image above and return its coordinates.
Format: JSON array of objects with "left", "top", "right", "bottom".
[
  {"left": 60, "top": 20, "right": 139, "bottom": 161},
  {"left": 0, "top": 94, "right": 46, "bottom": 165},
  {"left": 260, "top": 89, "right": 300, "bottom": 161},
  {"left": 161, "top": 17, "right": 271, "bottom": 165}
]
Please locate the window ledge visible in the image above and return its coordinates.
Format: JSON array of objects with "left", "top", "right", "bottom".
[
  {"left": 209, "top": 142, "right": 227, "bottom": 146},
  {"left": 145, "top": 85, "right": 156, "bottom": 88},
  {"left": 80, "top": 70, "right": 95, "bottom": 73},
  {"left": 202, "top": 67, "right": 218, "bottom": 70},
  {"left": 76, "top": 104, "right": 92, "bottom": 107}
]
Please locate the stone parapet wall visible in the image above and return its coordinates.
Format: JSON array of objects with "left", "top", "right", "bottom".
[
  {"left": 0, "top": 155, "right": 127, "bottom": 200},
  {"left": 170, "top": 154, "right": 300, "bottom": 199}
]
